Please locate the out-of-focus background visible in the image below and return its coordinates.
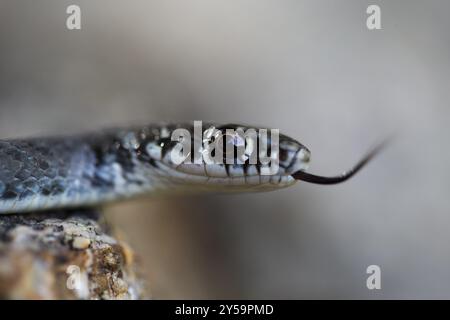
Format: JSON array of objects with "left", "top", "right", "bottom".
[{"left": 0, "top": 0, "right": 449, "bottom": 299}]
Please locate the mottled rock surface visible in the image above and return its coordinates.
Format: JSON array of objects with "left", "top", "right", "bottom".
[{"left": 0, "top": 210, "right": 148, "bottom": 299}]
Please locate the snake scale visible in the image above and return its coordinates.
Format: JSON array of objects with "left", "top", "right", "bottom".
[{"left": 0, "top": 122, "right": 382, "bottom": 214}]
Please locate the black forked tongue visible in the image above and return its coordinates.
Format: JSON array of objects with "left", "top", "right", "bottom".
[{"left": 292, "top": 139, "right": 389, "bottom": 185}]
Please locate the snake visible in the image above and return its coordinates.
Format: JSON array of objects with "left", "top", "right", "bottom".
[{"left": 0, "top": 122, "right": 384, "bottom": 214}]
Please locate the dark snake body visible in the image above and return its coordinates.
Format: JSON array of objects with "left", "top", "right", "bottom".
[{"left": 0, "top": 125, "right": 181, "bottom": 213}]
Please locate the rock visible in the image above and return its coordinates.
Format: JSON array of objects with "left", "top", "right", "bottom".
[
  {"left": 72, "top": 236, "right": 91, "bottom": 250},
  {"left": 0, "top": 210, "right": 148, "bottom": 299}
]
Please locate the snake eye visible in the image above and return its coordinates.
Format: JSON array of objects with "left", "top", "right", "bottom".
[{"left": 221, "top": 132, "right": 245, "bottom": 160}]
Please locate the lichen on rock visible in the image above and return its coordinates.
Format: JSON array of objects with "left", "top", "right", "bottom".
[{"left": 0, "top": 210, "right": 148, "bottom": 299}]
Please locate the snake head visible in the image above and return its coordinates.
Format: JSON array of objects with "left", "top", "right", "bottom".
[{"left": 140, "top": 122, "right": 311, "bottom": 192}]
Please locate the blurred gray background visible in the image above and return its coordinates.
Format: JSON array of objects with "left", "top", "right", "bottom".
[{"left": 1, "top": 0, "right": 449, "bottom": 299}]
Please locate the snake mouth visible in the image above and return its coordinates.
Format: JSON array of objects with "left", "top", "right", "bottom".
[{"left": 154, "top": 159, "right": 297, "bottom": 191}]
